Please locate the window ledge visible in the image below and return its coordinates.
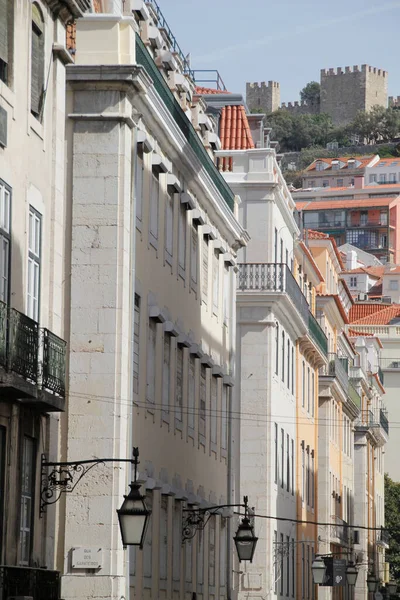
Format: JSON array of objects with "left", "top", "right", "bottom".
[{"left": 29, "top": 113, "right": 44, "bottom": 141}]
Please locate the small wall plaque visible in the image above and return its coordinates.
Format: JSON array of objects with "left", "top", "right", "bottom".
[{"left": 71, "top": 547, "right": 102, "bottom": 569}]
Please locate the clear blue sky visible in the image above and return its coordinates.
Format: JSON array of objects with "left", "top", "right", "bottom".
[{"left": 160, "top": 0, "right": 400, "bottom": 103}]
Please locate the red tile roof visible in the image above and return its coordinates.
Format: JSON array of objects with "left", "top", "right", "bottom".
[
  {"left": 343, "top": 266, "right": 385, "bottom": 278},
  {"left": 220, "top": 105, "right": 254, "bottom": 151},
  {"left": 348, "top": 328, "right": 376, "bottom": 337},
  {"left": 305, "top": 155, "right": 376, "bottom": 173},
  {"left": 351, "top": 304, "right": 400, "bottom": 325},
  {"left": 195, "top": 87, "right": 231, "bottom": 95},
  {"left": 373, "top": 157, "right": 400, "bottom": 166},
  {"left": 306, "top": 230, "right": 345, "bottom": 269},
  {"left": 349, "top": 303, "right": 389, "bottom": 322},
  {"left": 296, "top": 197, "right": 398, "bottom": 210}
]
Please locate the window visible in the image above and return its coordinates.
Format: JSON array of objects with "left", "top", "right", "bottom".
[
  {"left": 369, "top": 174, "right": 377, "bottom": 183},
  {"left": 302, "top": 544, "right": 305, "bottom": 599},
  {"left": 280, "top": 533, "right": 284, "bottom": 595},
  {"left": 190, "top": 225, "right": 198, "bottom": 291},
  {"left": 287, "top": 339, "right": 290, "bottom": 388},
  {"left": 274, "top": 423, "right": 278, "bottom": 484},
  {"left": 185, "top": 537, "right": 192, "bottom": 583},
  {"left": 311, "top": 450, "right": 315, "bottom": 508},
  {"left": 221, "top": 386, "right": 228, "bottom": 451},
  {"left": 165, "top": 191, "right": 174, "bottom": 263},
  {"left": 332, "top": 160, "right": 339, "bottom": 171},
  {"left": 301, "top": 441, "right": 305, "bottom": 503},
  {"left": 322, "top": 180, "right": 329, "bottom": 187},
  {"left": 281, "top": 330, "right": 285, "bottom": 382},
  {"left": 172, "top": 501, "right": 182, "bottom": 584},
  {"left": 135, "top": 149, "right": 144, "bottom": 226},
  {"left": 273, "top": 530, "right": 278, "bottom": 594},
  {"left": 162, "top": 333, "right": 172, "bottom": 415},
  {"left": 286, "top": 536, "right": 290, "bottom": 596},
  {"left": 275, "top": 323, "right": 279, "bottom": 375},
  {"left": 291, "top": 540, "right": 295, "bottom": 597},
  {"left": 133, "top": 294, "right": 140, "bottom": 394},
  {"left": 143, "top": 491, "right": 153, "bottom": 582},
  {"left": 0, "top": 426, "right": 5, "bottom": 560},
  {"left": 223, "top": 265, "right": 230, "bottom": 325},
  {"left": 175, "top": 344, "right": 184, "bottom": 425},
  {"left": 209, "top": 516, "right": 216, "bottom": 586},
  {"left": 337, "top": 178, "right": 344, "bottom": 187},
  {"left": 316, "top": 161, "right": 324, "bottom": 171},
  {"left": 27, "top": 207, "right": 41, "bottom": 322},
  {"left": 19, "top": 436, "right": 35, "bottom": 565},
  {"left": 390, "top": 172, "right": 396, "bottom": 183},
  {"left": 302, "top": 361, "right": 305, "bottom": 407},
  {"left": 197, "top": 529, "right": 204, "bottom": 586},
  {"left": 159, "top": 496, "right": 168, "bottom": 580},
  {"left": 0, "top": 180, "right": 11, "bottom": 303},
  {"left": 360, "top": 210, "right": 368, "bottom": 226},
  {"left": 311, "top": 372, "right": 315, "bottom": 417},
  {"left": 202, "top": 237, "right": 209, "bottom": 301},
  {"left": 149, "top": 171, "right": 159, "bottom": 245},
  {"left": 31, "top": 4, "right": 45, "bottom": 119},
  {"left": 212, "top": 250, "right": 219, "bottom": 314},
  {"left": 220, "top": 519, "right": 227, "bottom": 590},
  {"left": 291, "top": 346, "right": 294, "bottom": 395},
  {"left": 188, "top": 355, "right": 195, "bottom": 432},
  {"left": 199, "top": 365, "right": 206, "bottom": 440},
  {"left": 274, "top": 228, "right": 278, "bottom": 263},
  {"left": 281, "top": 428, "right": 284, "bottom": 488},
  {"left": 389, "top": 280, "right": 399, "bottom": 291},
  {"left": 0, "top": 0, "right": 13, "bottom": 85},
  {"left": 380, "top": 210, "right": 388, "bottom": 226},
  {"left": 349, "top": 276, "right": 357, "bottom": 287},
  {"left": 286, "top": 433, "right": 290, "bottom": 492},
  {"left": 178, "top": 204, "right": 186, "bottom": 277},
  {"left": 291, "top": 439, "right": 294, "bottom": 496},
  {"left": 307, "top": 367, "right": 310, "bottom": 413},
  {"left": 146, "top": 320, "right": 157, "bottom": 404},
  {"left": 307, "top": 546, "right": 310, "bottom": 600},
  {"left": 280, "top": 238, "right": 284, "bottom": 263},
  {"left": 211, "top": 376, "right": 217, "bottom": 446},
  {"left": 309, "top": 180, "right": 315, "bottom": 187},
  {"left": 379, "top": 173, "right": 387, "bottom": 184},
  {"left": 306, "top": 446, "right": 310, "bottom": 506}
]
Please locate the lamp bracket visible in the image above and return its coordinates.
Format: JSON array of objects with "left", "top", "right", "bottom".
[
  {"left": 182, "top": 502, "right": 247, "bottom": 544},
  {"left": 40, "top": 447, "right": 140, "bottom": 515}
]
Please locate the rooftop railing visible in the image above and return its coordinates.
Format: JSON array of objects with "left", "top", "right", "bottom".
[{"left": 237, "top": 263, "right": 328, "bottom": 357}]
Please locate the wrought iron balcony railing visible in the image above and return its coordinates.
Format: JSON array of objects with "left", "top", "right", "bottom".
[
  {"left": 376, "top": 528, "right": 390, "bottom": 546},
  {"left": 380, "top": 409, "right": 389, "bottom": 435},
  {"left": 0, "top": 301, "right": 66, "bottom": 400},
  {"left": 237, "top": 263, "right": 328, "bottom": 357},
  {"left": 0, "top": 565, "right": 60, "bottom": 600},
  {"left": 348, "top": 383, "right": 361, "bottom": 411},
  {"left": 377, "top": 366, "right": 384, "bottom": 385},
  {"left": 320, "top": 353, "right": 349, "bottom": 391}
]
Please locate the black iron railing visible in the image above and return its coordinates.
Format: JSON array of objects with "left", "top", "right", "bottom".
[
  {"left": 348, "top": 383, "right": 361, "bottom": 410},
  {"left": 380, "top": 409, "right": 389, "bottom": 435},
  {"left": 377, "top": 528, "right": 390, "bottom": 545},
  {"left": 237, "top": 263, "right": 328, "bottom": 357},
  {"left": 0, "top": 301, "right": 66, "bottom": 398},
  {"left": 0, "top": 565, "right": 60, "bottom": 600},
  {"left": 320, "top": 353, "right": 349, "bottom": 391},
  {"left": 377, "top": 366, "right": 384, "bottom": 385},
  {"left": 331, "top": 516, "right": 349, "bottom": 545}
]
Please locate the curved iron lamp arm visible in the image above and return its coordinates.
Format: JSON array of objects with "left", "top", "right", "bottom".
[
  {"left": 40, "top": 447, "right": 140, "bottom": 515},
  {"left": 182, "top": 496, "right": 251, "bottom": 543}
]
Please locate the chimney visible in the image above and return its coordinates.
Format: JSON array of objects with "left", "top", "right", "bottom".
[
  {"left": 354, "top": 175, "right": 365, "bottom": 190},
  {"left": 346, "top": 250, "right": 358, "bottom": 271}
]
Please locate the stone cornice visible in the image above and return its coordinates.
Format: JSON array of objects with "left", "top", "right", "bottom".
[
  {"left": 45, "top": 0, "right": 92, "bottom": 23},
  {"left": 66, "top": 64, "right": 152, "bottom": 95}
]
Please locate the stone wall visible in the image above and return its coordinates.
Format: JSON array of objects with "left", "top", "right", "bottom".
[
  {"left": 246, "top": 80, "right": 280, "bottom": 114},
  {"left": 280, "top": 99, "right": 320, "bottom": 116}
]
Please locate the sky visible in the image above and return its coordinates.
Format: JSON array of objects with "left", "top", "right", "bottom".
[{"left": 159, "top": 0, "right": 400, "bottom": 104}]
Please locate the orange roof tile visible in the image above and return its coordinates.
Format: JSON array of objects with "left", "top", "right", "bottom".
[
  {"left": 195, "top": 87, "right": 231, "bottom": 95},
  {"left": 351, "top": 304, "right": 400, "bottom": 325},
  {"left": 348, "top": 328, "right": 376, "bottom": 337},
  {"left": 343, "top": 266, "right": 385, "bottom": 278},
  {"left": 349, "top": 303, "right": 389, "bottom": 322},
  {"left": 296, "top": 197, "right": 398, "bottom": 210},
  {"left": 373, "top": 157, "right": 400, "bottom": 165},
  {"left": 306, "top": 230, "right": 329, "bottom": 239},
  {"left": 305, "top": 155, "right": 376, "bottom": 173}
]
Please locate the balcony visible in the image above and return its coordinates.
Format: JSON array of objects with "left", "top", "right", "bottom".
[
  {"left": 348, "top": 383, "right": 361, "bottom": 411},
  {"left": 237, "top": 263, "right": 328, "bottom": 360},
  {"left": 0, "top": 565, "right": 60, "bottom": 600},
  {"left": 379, "top": 357, "right": 400, "bottom": 370},
  {"left": 0, "top": 301, "right": 66, "bottom": 411},
  {"left": 320, "top": 353, "right": 349, "bottom": 392},
  {"left": 356, "top": 409, "right": 388, "bottom": 445},
  {"left": 380, "top": 409, "right": 389, "bottom": 435},
  {"left": 376, "top": 528, "right": 390, "bottom": 548},
  {"left": 331, "top": 516, "right": 349, "bottom": 545}
]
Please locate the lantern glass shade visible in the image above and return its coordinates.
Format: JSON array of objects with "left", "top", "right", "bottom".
[
  {"left": 312, "top": 556, "right": 327, "bottom": 585},
  {"left": 233, "top": 517, "right": 258, "bottom": 562},
  {"left": 386, "top": 581, "right": 398, "bottom": 595},
  {"left": 117, "top": 482, "right": 151, "bottom": 548},
  {"left": 346, "top": 562, "right": 358, "bottom": 586},
  {"left": 367, "top": 574, "right": 379, "bottom": 593}
]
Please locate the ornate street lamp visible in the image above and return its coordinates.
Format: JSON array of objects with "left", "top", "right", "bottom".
[
  {"left": 311, "top": 555, "right": 327, "bottom": 584},
  {"left": 346, "top": 562, "right": 358, "bottom": 586},
  {"left": 117, "top": 449, "right": 151, "bottom": 548},
  {"left": 367, "top": 573, "right": 380, "bottom": 593},
  {"left": 386, "top": 581, "right": 398, "bottom": 596},
  {"left": 233, "top": 496, "right": 258, "bottom": 563}
]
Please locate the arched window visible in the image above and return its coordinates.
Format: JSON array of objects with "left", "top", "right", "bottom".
[
  {"left": 0, "top": 0, "right": 14, "bottom": 85},
  {"left": 31, "top": 3, "right": 45, "bottom": 119}
]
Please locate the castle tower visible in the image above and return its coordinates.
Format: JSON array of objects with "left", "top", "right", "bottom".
[
  {"left": 246, "top": 80, "right": 280, "bottom": 114},
  {"left": 320, "top": 65, "right": 388, "bottom": 125}
]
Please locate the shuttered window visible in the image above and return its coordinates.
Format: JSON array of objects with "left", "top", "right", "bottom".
[
  {"left": 223, "top": 264, "right": 229, "bottom": 324},
  {"left": 176, "top": 345, "right": 183, "bottom": 424},
  {"left": 143, "top": 491, "right": 153, "bottom": 583},
  {"left": 212, "top": 250, "right": 219, "bottom": 314},
  {"left": 27, "top": 207, "right": 41, "bottom": 322},
  {"left": 19, "top": 437, "right": 35, "bottom": 566},
  {"left": 202, "top": 237, "right": 208, "bottom": 301},
  {"left": 190, "top": 225, "right": 198, "bottom": 290},
  {"left": 209, "top": 516, "right": 216, "bottom": 586},
  {"left": 211, "top": 376, "right": 217, "bottom": 446},
  {"left": 188, "top": 355, "right": 195, "bottom": 432},
  {"left": 172, "top": 501, "right": 182, "bottom": 584},
  {"left": 133, "top": 294, "right": 140, "bottom": 393},
  {"left": 135, "top": 150, "right": 144, "bottom": 226},
  {"left": 221, "top": 386, "right": 228, "bottom": 451},
  {"left": 162, "top": 333, "right": 171, "bottom": 415},
  {"left": 178, "top": 204, "right": 186, "bottom": 277},
  {"left": 149, "top": 172, "right": 159, "bottom": 245},
  {"left": 0, "top": 0, "right": 12, "bottom": 84},
  {"left": 159, "top": 496, "right": 168, "bottom": 580},
  {"left": 31, "top": 4, "right": 45, "bottom": 119},
  {"left": 0, "top": 180, "right": 11, "bottom": 303},
  {"left": 146, "top": 320, "right": 157, "bottom": 404},
  {"left": 165, "top": 191, "right": 173, "bottom": 263},
  {"left": 199, "top": 365, "right": 206, "bottom": 439}
]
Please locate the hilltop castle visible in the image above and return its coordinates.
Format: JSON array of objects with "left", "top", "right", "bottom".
[{"left": 246, "top": 64, "right": 388, "bottom": 125}]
